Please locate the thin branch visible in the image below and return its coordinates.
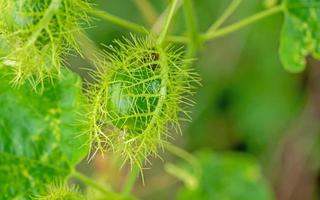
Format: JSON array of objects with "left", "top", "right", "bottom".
[
  {"left": 183, "top": 0, "right": 200, "bottom": 59},
  {"left": 88, "top": 7, "right": 186, "bottom": 44},
  {"left": 157, "top": 0, "right": 180, "bottom": 45},
  {"left": 151, "top": 0, "right": 183, "bottom": 34},
  {"left": 88, "top": 8, "right": 149, "bottom": 34},
  {"left": 164, "top": 143, "right": 201, "bottom": 177},
  {"left": 203, "top": 4, "right": 284, "bottom": 41},
  {"left": 207, "top": 0, "right": 243, "bottom": 32}
]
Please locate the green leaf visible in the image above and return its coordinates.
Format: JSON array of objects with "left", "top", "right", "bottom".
[
  {"left": 176, "top": 151, "right": 275, "bottom": 200},
  {"left": 0, "top": 67, "right": 89, "bottom": 199},
  {"left": 280, "top": 0, "right": 320, "bottom": 72}
]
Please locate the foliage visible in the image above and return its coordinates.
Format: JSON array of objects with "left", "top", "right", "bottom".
[
  {"left": 280, "top": 0, "right": 320, "bottom": 72},
  {"left": 0, "top": 0, "right": 320, "bottom": 199},
  {"left": 176, "top": 150, "right": 275, "bottom": 200},
  {"left": 0, "top": 67, "right": 89, "bottom": 199}
]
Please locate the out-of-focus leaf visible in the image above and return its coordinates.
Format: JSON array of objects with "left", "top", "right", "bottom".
[
  {"left": 187, "top": 8, "right": 303, "bottom": 155},
  {"left": 279, "top": 0, "right": 320, "bottom": 72},
  {"left": 176, "top": 150, "right": 275, "bottom": 200},
  {"left": 230, "top": 61, "right": 302, "bottom": 153},
  {"left": 0, "top": 68, "right": 89, "bottom": 199}
]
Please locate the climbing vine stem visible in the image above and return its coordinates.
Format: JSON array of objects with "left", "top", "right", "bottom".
[
  {"left": 157, "top": 0, "right": 180, "bottom": 45},
  {"left": 207, "top": 0, "right": 243, "bottom": 33},
  {"left": 164, "top": 143, "right": 201, "bottom": 177},
  {"left": 203, "top": 4, "right": 284, "bottom": 41},
  {"left": 88, "top": 8, "right": 149, "bottom": 34},
  {"left": 87, "top": 3, "right": 284, "bottom": 46}
]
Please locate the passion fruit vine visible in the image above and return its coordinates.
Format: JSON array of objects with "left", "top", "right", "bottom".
[{"left": 87, "top": 36, "right": 198, "bottom": 165}]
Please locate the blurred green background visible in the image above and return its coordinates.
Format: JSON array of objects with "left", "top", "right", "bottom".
[{"left": 73, "top": 0, "right": 320, "bottom": 199}]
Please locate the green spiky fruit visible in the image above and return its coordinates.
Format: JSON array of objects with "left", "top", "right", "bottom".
[
  {"left": 87, "top": 36, "right": 198, "bottom": 165},
  {"left": 7, "top": 0, "right": 48, "bottom": 30},
  {"left": 0, "top": 0, "right": 90, "bottom": 88},
  {"left": 33, "top": 183, "right": 85, "bottom": 200}
]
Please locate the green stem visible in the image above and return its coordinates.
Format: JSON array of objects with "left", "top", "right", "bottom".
[
  {"left": 203, "top": 4, "right": 284, "bottom": 41},
  {"left": 183, "top": 0, "right": 200, "bottom": 59},
  {"left": 88, "top": 8, "right": 149, "bottom": 34},
  {"left": 164, "top": 143, "right": 201, "bottom": 176},
  {"left": 165, "top": 163, "right": 198, "bottom": 189},
  {"left": 157, "top": 0, "right": 180, "bottom": 45},
  {"left": 151, "top": 0, "right": 182, "bottom": 34},
  {"left": 88, "top": 7, "right": 188, "bottom": 44},
  {"left": 207, "top": 0, "right": 242, "bottom": 32},
  {"left": 122, "top": 164, "right": 140, "bottom": 195},
  {"left": 26, "top": 0, "right": 61, "bottom": 47},
  {"left": 71, "top": 170, "right": 121, "bottom": 199}
]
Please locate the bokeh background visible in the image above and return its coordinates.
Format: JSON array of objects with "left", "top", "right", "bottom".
[{"left": 72, "top": 0, "right": 320, "bottom": 199}]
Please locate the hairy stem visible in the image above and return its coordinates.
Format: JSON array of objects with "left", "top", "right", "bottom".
[
  {"left": 26, "top": 0, "right": 61, "bottom": 47},
  {"left": 207, "top": 0, "right": 243, "bottom": 32},
  {"left": 71, "top": 170, "right": 121, "bottom": 198},
  {"left": 203, "top": 4, "right": 284, "bottom": 41},
  {"left": 88, "top": 9, "right": 149, "bottom": 34},
  {"left": 122, "top": 164, "right": 140, "bottom": 195},
  {"left": 157, "top": 0, "right": 180, "bottom": 45}
]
